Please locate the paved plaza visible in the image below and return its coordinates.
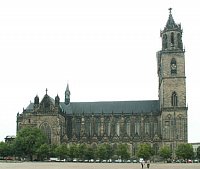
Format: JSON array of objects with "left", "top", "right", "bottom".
[{"left": 0, "top": 162, "right": 200, "bottom": 169}]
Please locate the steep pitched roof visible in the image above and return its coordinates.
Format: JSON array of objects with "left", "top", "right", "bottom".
[
  {"left": 25, "top": 94, "right": 56, "bottom": 111},
  {"left": 25, "top": 99, "right": 160, "bottom": 115},
  {"left": 163, "top": 8, "right": 182, "bottom": 32},
  {"left": 26, "top": 103, "right": 34, "bottom": 110},
  {"left": 61, "top": 100, "right": 160, "bottom": 115},
  {"left": 165, "top": 13, "right": 178, "bottom": 29}
]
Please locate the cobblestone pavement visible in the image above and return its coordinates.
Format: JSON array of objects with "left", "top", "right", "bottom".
[{"left": 0, "top": 162, "right": 200, "bottom": 169}]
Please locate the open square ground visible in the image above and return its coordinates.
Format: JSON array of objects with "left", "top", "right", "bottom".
[{"left": 0, "top": 162, "right": 200, "bottom": 169}]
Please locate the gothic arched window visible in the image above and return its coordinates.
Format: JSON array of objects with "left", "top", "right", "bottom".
[
  {"left": 116, "top": 121, "right": 120, "bottom": 136},
  {"left": 134, "top": 120, "right": 140, "bottom": 135},
  {"left": 153, "top": 144, "right": 159, "bottom": 155},
  {"left": 85, "top": 118, "right": 91, "bottom": 136},
  {"left": 162, "top": 34, "right": 167, "bottom": 49},
  {"left": 177, "top": 33, "right": 182, "bottom": 49},
  {"left": 171, "top": 91, "right": 178, "bottom": 107},
  {"left": 95, "top": 118, "right": 100, "bottom": 136},
  {"left": 126, "top": 120, "right": 131, "bottom": 136},
  {"left": 40, "top": 122, "right": 51, "bottom": 144},
  {"left": 171, "top": 32, "right": 174, "bottom": 46},
  {"left": 104, "top": 118, "right": 109, "bottom": 136},
  {"left": 107, "top": 121, "right": 111, "bottom": 136},
  {"left": 76, "top": 118, "right": 81, "bottom": 137},
  {"left": 154, "top": 122, "right": 158, "bottom": 134},
  {"left": 144, "top": 118, "right": 150, "bottom": 135},
  {"left": 176, "top": 115, "right": 183, "bottom": 140},
  {"left": 171, "top": 58, "right": 177, "bottom": 74},
  {"left": 164, "top": 114, "right": 171, "bottom": 140}
]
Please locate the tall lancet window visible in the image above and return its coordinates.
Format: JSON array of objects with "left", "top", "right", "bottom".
[
  {"left": 171, "top": 32, "right": 174, "bottom": 47},
  {"left": 171, "top": 58, "right": 177, "bottom": 74},
  {"left": 177, "top": 114, "right": 184, "bottom": 140},
  {"left": 162, "top": 34, "right": 167, "bottom": 50},
  {"left": 171, "top": 91, "right": 178, "bottom": 107},
  {"left": 135, "top": 121, "right": 140, "bottom": 135},
  {"left": 126, "top": 120, "right": 131, "bottom": 136},
  {"left": 177, "top": 33, "right": 182, "bottom": 49},
  {"left": 40, "top": 123, "right": 51, "bottom": 144},
  {"left": 116, "top": 122, "right": 120, "bottom": 136}
]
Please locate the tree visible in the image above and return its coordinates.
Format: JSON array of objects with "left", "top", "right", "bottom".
[
  {"left": 49, "top": 144, "right": 57, "bottom": 158},
  {"left": 55, "top": 143, "right": 68, "bottom": 160},
  {"left": 68, "top": 144, "right": 78, "bottom": 160},
  {"left": 175, "top": 143, "right": 194, "bottom": 160},
  {"left": 196, "top": 146, "right": 200, "bottom": 159},
  {"left": 14, "top": 127, "right": 47, "bottom": 160},
  {"left": 159, "top": 145, "right": 172, "bottom": 161},
  {"left": 85, "top": 146, "right": 95, "bottom": 160},
  {"left": 0, "top": 142, "right": 8, "bottom": 158},
  {"left": 136, "top": 143, "right": 153, "bottom": 160},
  {"left": 77, "top": 144, "right": 88, "bottom": 160},
  {"left": 96, "top": 144, "right": 107, "bottom": 160},
  {"left": 96, "top": 144, "right": 113, "bottom": 161},
  {"left": 36, "top": 143, "right": 50, "bottom": 161},
  {"left": 116, "top": 143, "right": 130, "bottom": 160},
  {"left": 0, "top": 141, "right": 15, "bottom": 159},
  {"left": 104, "top": 144, "right": 113, "bottom": 160}
]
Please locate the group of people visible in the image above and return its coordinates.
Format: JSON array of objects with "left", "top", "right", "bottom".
[{"left": 141, "top": 160, "right": 150, "bottom": 169}]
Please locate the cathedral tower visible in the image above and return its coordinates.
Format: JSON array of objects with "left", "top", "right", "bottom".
[{"left": 157, "top": 8, "right": 188, "bottom": 154}]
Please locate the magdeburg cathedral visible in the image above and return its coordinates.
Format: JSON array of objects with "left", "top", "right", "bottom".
[{"left": 16, "top": 9, "right": 188, "bottom": 157}]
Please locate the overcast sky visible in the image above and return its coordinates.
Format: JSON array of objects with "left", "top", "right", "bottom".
[{"left": 0, "top": 0, "right": 199, "bottom": 142}]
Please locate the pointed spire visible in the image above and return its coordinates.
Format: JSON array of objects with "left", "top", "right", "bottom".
[
  {"left": 66, "top": 83, "right": 69, "bottom": 91},
  {"left": 66, "top": 83, "right": 70, "bottom": 95},
  {"left": 55, "top": 94, "right": 60, "bottom": 100},
  {"left": 165, "top": 8, "right": 178, "bottom": 30},
  {"left": 34, "top": 95, "right": 39, "bottom": 104},
  {"left": 65, "top": 83, "right": 71, "bottom": 105},
  {"left": 161, "top": 8, "right": 183, "bottom": 51},
  {"left": 55, "top": 94, "right": 60, "bottom": 106}
]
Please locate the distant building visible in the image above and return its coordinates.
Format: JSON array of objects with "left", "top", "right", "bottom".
[
  {"left": 190, "top": 143, "right": 200, "bottom": 157},
  {"left": 16, "top": 9, "right": 188, "bottom": 157}
]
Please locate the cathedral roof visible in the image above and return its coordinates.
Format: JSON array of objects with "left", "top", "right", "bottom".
[
  {"left": 26, "top": 103, "right": 34, "bottom": 110},
  {"left": 25, "top": 99, "right": 160, "bottom": 115},
  {"left": 25, "top": 95, "right": 56, "bottom": 111},
  {"left": 61, "top": 100, "right": 160, "bottom": 115}
]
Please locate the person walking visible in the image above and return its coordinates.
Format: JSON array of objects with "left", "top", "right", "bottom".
[
  {"left": 141, "top": 160, "right": 145, "bottom": 169},
  {"left": 147, "top": 160, "right": 150, "bottom": 168}
]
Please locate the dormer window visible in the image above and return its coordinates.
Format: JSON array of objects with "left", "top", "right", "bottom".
[{"left": 171, "top": 58, "right": 177, "bottom": 74}]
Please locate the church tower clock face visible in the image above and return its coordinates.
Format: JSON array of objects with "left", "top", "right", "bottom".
[{"left": 171, "top": 63, "right": 176, "bottom": 70}]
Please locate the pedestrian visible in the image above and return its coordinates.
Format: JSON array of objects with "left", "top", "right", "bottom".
[
  {"left": 147, "top": 160, "right": 150, "bottom": 168},
  {"left": 141, "top": 160, "right": 145, "bottom": 169}
]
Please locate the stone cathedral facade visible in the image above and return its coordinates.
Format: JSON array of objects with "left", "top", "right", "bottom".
[{"left": 16, "top": 10, "right": 188, "bottom": 157}]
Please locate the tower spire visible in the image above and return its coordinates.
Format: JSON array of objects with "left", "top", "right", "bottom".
[
  {"left": 65, "top": 83, "right": 71, "bottom": 105},
  {"left": 160, "top": 9, "right": 183, "bottom": 51},
  {"left": 165, "top": 8, "right": 177, "bottom": 30},
  {"left": 66, "top": 83, "right": 69, "bottom": 91}
]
